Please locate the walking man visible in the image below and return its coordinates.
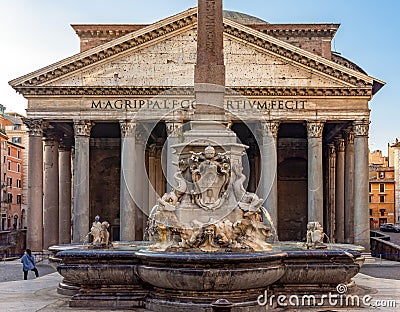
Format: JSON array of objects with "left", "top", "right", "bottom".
[{"left": 21, "top": 249, "right": 39, "bottom": 280}]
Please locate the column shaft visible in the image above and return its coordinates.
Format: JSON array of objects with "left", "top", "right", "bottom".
[
  {"left": 327, "top": 144, "right": 336, "bottom": 242},
  {"left": 307, "top": 122, "right": 324, "bottom": 225},
  {"left": 165, "top": 121, "right": 182, "bottom": 192},
  {"left": 260, "top": 121, "right": 279, "bottom": 228},
  {"left": 43, "top": 136, "right": 59, "bottom": 248},
  {"left": 119, "top": 121, "right": 136, "bottom": 241},
  {"left": 72, "top": 121, "right": 92, "bottom": 243},
  {"left": 135, "top": 129, "right": 146, "bottom": 240},
  {"left": 344, "top": 130, "right": 355, "bottom": 243},
  {"left": 25, "top": 119, "right": 44, "bottom": 251},
  {"left": 148, "top": 145, "right": 157, "bottom": 211},
  {"left": 59, "top": 146, "right": 72, "bottom": 244},
  {"left": 353, "top": 121, "right": 370, "bottom": 250},
  {"left": 335, "top": 138, "right": 345, "bottom": 242}
]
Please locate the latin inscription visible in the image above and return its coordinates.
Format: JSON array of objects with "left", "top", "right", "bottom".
[{"left": 90, "top": 99, "right": 307, "bottom": 110}]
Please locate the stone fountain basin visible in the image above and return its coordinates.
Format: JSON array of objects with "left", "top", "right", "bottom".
[{"left": 135, "top": 251, "right": 286, "bottom": 291}]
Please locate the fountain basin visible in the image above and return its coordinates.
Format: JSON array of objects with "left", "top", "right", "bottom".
[
  {"left": 52, "top": 242, "right": 364, "bottom": 311},
  {"left": 136, "top": 251, "right": 286, "bottom": 291}
]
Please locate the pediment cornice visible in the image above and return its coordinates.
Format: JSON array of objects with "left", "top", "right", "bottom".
[
  {"left": 17, "top": 86, "right": 372, "bottom": 97},
  {"left": 10, "top": 7, "right": 384, "bottom": 94},
  {"left": 9, "top": 8, "right": 198, "bottom": 88},
  {"left": 223, "top": 19, "right": 377, "bottom": 88}
]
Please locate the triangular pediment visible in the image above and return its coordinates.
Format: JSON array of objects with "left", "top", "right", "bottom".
[{"left": 9, "top": 7, "right": 383, "bottom": 94}]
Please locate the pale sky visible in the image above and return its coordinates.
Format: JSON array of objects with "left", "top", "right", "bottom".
[{"left": 0, "top": 0, "right": 398, "bottom": 153}]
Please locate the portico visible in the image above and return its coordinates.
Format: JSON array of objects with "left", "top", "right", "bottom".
[{"left": 10, "top": 7, "right": 383, "bottom": 251}]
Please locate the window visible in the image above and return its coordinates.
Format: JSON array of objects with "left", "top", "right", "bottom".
[
  {"left": 369, "top": 209, "right": 372, "bottom": 216},
  {"left": 17, "top": 164, "right": 20, "bottom": 172},
  {"left": 379, "top": 183, "right": 385, "bottom": 193},
  {"left": 7, "top": 177, "right": 12, "bottom": 187},
  {"left": 380, "top": 195, "right": 385, "bottom": 203},
  {"left": 7, "top": 161, "right": 10, "bottom": 170},
  {"left": 17, "top": 150, "right": 21, "bottom": 159},
  {"left": 16, "top": 195, "right": 21, "bottom": 205},
  {"left": 7, "top": 147, "right": 10, "bottom": 156},
  {"left": 369, "top": 183, "right": 371, "bottom": 193},
  {"left": 379, "top": 209, "right": 386, "bottom": 216},
  {"left": 12, "top": 137, "right": 21, "bottom": 144},
  {"left": 13, "top": 125, "right": 20, "bottom": 130},
  {"left": 369, "top": 195, "right": 372, "bottom": 203},
  {"left": 3, "top": 156, "right": 5, "bottom": 163},
  {"left": 16, "top": 179, "right": 21, "bottom": 188},
  {"left": 7, "top": 193, "right": 12, "bottom": 204}
]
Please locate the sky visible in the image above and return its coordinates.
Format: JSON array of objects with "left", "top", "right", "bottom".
[{"left": 0, "top": 0, "right": 398, "bottom": 153}]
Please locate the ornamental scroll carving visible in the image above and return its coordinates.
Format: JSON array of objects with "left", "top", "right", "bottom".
[
  {"left": 74, "top": 120, "right": 93, "bottom": 137},
  {"left": 23, "top": 118, "right": 45, "bottom": 137},
  {"left": 343, "top": 129, "right": 354, "bottom": 145},
  {"left": 165, "top": 121, "right": 183, "bottom": 136},
  {"left": 119, "top": 120, "right": 136, "bottom": 137},
  {"left": 307, "top": 121, "right": 324, "bottom": 138},
  {"left": 259, "top": 121, "right": 280, "bottom": 139},
  {"left": 353, "top": 121, "right": 369, "bottom": 137},
  {"left": 335, "top": 138, "right": 345, "bottom": 152}
]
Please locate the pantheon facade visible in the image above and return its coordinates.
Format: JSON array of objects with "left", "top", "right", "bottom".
[{"left": 10, "top": 8, "right": 384, "bottom": 251}]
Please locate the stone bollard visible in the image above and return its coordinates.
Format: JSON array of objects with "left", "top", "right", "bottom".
[{"left": 211, "top": 299, "right": 233, "bottom": 312}]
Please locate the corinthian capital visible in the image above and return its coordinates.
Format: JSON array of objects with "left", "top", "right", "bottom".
[
  {"left": 165, "top": 120, "right": 183, "bottom": 136},
  {"left": 335, "top": 137, "right": 345, "bottom": 152},
  {"left": 343, "top": 128, "right": 354, "bottom": 145},
  {"left": 23, "top": 118, "right": 45, "bottom": 137},
  {"left": 119, "top": 120, "right": 136, "bottom": 138},
  {"left": 74, "top": 120, "right": 93, "bottom": 137},
  {"left": 353, "top": 120, "right": 369, "bottom": 137},
  {"left": 259, "top": 121, "right": 280, "bottom": 139},
  {"left": 307, "top": 121, "right": 324, "bottom": 138}
]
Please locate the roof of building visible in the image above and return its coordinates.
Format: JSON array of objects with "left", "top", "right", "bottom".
[{"left": 223, "top": 10, "right": 268, "bottom": 25}]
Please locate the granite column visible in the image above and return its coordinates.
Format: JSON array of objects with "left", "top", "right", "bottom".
[
  {"left": 307, "top": 121, "right": 324, "bottom": 225},
  {"left": 344, "top": 129, "right": 355, "bottom": 243},
  {"left": 353, "top": 120, "right": 370, "bottom": 250},
  {"left": 119, "top": 120, "right": 136, "bottom": 241},
  {"left": 335, "top": 137, "right": 345, "bottom": 242},
  {"left": 24, "top": 119, "right": 44, "bottom": 251},
  {"left": 58, "top": 140, "right": 72, "bottom": 244},
  {"left": 72, "top": 120, "right": 92, "bottom": 243},
  {"left": 259, "top": 121, "right": 279, "bottom": 228},
  {"left": 43, "top": 133, "right": 59, "bottom": 248}
]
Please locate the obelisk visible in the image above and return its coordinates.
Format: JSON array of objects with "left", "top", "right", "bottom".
[{"left": 194, "top": 0, "right": 226, "bottom": 120}]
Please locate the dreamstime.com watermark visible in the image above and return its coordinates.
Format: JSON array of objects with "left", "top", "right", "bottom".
[{"left": 257, "top": 284, "right": 397, "bottom": 308}]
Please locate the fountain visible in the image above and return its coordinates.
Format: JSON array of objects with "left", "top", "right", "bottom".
[{"left": 51, "top": 1, "right": 365, "bottom": 311}]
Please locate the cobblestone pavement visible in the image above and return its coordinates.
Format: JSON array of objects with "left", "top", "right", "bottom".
[{"left": 0, "top": 258, "right": 56, "bottom": 283}]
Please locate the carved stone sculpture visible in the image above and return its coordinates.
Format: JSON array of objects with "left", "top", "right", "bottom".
[
  {"left": 88, "top": 215, "right": 110, "bottom": 246},
  {"left": 305, "top": 221, "right": 327, "bottom": 249},
  {"left": 148, "top": 145, "right": 273, "bottom": 252}
]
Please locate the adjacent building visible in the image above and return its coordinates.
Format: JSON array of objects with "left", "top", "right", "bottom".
[
  {"left": 0, "top": 105, "right": 27, "bottom": 231},
  {"left": 9, "top": 8, "right": 384, "bottom": 251},
  {"left": 369, "top": 165, "right": 395, "bottom": 229},
  {"left": 388, "top": 139, "right": 400, "bottom": 223}
]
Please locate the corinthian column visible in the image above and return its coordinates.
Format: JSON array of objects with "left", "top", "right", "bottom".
[
  {"left": 335, "top": 137, "right": 345, "bottom": 243},
  {"left": 344, "top": 129, "right": 355, "bottom": 243},
  {"left": 165, "top": 121, "right": 183, "bottom": 192},
  {"left": 135, "top": 127, "right": 146, "bottom": 239},
  {"left": 307, "top": 121, "right": 324, "bottom": 226},
  {"left": 72, "top": 120, "right": 92, "bottom": 243},
  {"left": 259, "top": 121, "right": 279, "bottom": 228},
  {"left": 59, "top": 139, "right": 72, "bottom": 244},
  {"left": 327, "top": 144, "right": 336, "bottom": 242},
  {"left": 24, "top": 119, "right": 45, "bottom": 252},
  {"left": 43, "top": 132, "right": 59, "bottom": 249},
  {"left": 353, "top": 120, "right": 370, "bottom": 250},
  {"left": 119, "top": 120, "right": 136, "bottom": 241}
]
